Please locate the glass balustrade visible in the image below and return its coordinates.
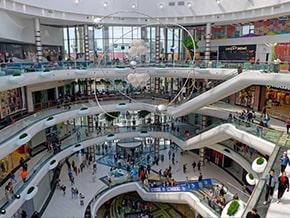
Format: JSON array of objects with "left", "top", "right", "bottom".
[{"left": 1, "top": 60, "right": 283, "bottom": 77}]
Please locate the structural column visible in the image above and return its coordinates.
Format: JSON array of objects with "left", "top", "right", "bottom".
[
  {"left": 155, "top": 26, "right": 160, "bottom": 63},
  {"left": 154, "top": 137, "right": 160, "bottom": 159},
  {"left": 84, "top": 24, "right": 90, "bottom": 62},
  {"left": 34, "top": 18, "right": 43, "bottom": 62},
  {"left": 204, "top": 23, "right": 212, "bottom": 64},
  {"left": 199, "top": 115, "right": 208, "bottom": 165}
]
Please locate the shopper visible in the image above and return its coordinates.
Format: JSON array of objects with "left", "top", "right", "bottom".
[
  {"left": 246, "top": 208, "right": 260, "bottom": 218},
  {"left": 277, "top": 171, "right": 289, "bottom": 203},
  {"left": 285, "top": 117, "right": 290, "bottom": 134},
  {"left": 263, "top": 169, "right": 278, "bottom": 205},
  {"left": 280, "top": 151, "right": 290, "bottom": 173}
]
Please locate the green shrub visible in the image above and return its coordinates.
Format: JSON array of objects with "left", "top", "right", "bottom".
[
  {"left": 256, "top": 157, "right": 264, "bottom": 165},
  {"left": 227, "top": 200, "right": 240, "bottom": 216},
  {"left": 80, "top": 107, "right": 88, "bottom": 110},
  {"left": 74, "top": 144, "right": 81, "bottom": 148},
  {"left": 43, "top": 68, "right": 50, "bottom": 72},
  {"left": 140, "top": 130, "right": 148, "bottom": 133},
  {"left": 13, "top": 72, "right": 21, "bottom": 76},
  {"left": 27, "top": 187, "right": 35, "bottom": 194},
  {"left": 47, "top": 116, "right": 54, "bottom": 121},
  {"left": 19, "top": 133, "right": 28, "bottom": 139},
  {"left": 107, "top": 134, "right": 114, "bottom": 137},
  {"left": 249, "top": 173, "right": 254, "bottom": 180},
  {"left": 50, "top": 160, "right": 56, "bottom": 165},
  {"left": 118, "top": 102, "right": 126, "bottom": 105}
]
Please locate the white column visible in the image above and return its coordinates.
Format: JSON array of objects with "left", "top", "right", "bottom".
[
  {"left": 34, "top": 18, "right": 43, "bottom": 62},
  {"left": 155, "top": 26, "right": 160, "bottom": 63},
  {"left": 84, "top": 24, "right": 89, "bottom": 62},
  {"left": 205, "top": 23, "right": 212, "bottom": 64}
]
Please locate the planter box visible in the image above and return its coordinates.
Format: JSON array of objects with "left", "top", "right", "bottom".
[
  {"left": 77, "top": 108, "right": 90, "bottom": 115},
  {"left": 139, "top": 132, "right": 150, "bottom": 137},
  {"left": 221, "top": 200, "right": 245, "bottom": 218},
  {"left": 48, "top": 159, "right": 59, "bottom": 170},
  {"left": 154, "top": 68, "right": 168, "bottom": 73},
  {"left": 246, "top": 173, "right": 256, "bottom": 185},
  {"left": 16, "top": 133, "right": 32, "bottom": 146},
  {"left": 25, "top": 186, "right": 38, "bottom": 201},
  {"left": 44, "top": 117, "right": 57, "bottom": 126},
  {"left": 72, "top": 144, "right": 83, "bottom": 152},
  {"left": 8, "top": 75, "right": 25, "bottom": 83},
  {"left": 39, "top": 71, "right": 52, "bottom": 78},
  {"left": 252, "top": 157, "right": 267, "bottom": 173},
  {"left": 114, "top": 68, "right": 130, "bottom": 73},
  {"left": 115, "top": 104, "right": 128, "bottom": 110},
  {"left": 105, "top": 134, "right": 116, "bottom": 141}
]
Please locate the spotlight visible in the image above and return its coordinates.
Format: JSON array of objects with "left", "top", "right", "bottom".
[
  {"left": 1, "top": 209, "right": 6, "bottom": 214},
  {"left": 131, "top": 3, "right": 136, "bottom": 9},
  {"left": 15, "top": 194, "right": 21, "bottom": 199}
]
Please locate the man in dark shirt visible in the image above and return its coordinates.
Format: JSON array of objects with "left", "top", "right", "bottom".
[{"left": 246, "top": 208, "right": 260, "bottom": 218}]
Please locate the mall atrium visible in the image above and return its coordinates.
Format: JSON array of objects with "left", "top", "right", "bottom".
[{"left": 0, "top": 0, "right": 290, "bottom": 218}]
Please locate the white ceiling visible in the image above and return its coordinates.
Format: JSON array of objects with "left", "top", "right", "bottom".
[{"left": 2, "top": 0, "right": 290, "bottom": 26}]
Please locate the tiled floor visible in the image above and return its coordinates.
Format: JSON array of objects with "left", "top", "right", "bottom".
[{"left": 42, "top": 146, "right": 243, "bottom": 218}]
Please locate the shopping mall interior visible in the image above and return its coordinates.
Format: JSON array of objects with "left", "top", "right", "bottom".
[{"left": 0, "top": 0, "right": 290, "bottom": 218}]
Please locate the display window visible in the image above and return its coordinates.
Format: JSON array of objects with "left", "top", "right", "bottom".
[
  {"left": 0, "top": 87, "right": 25, "bottom": 119},
  {"left": 235, "top": 87, "right": 256, "bottom": 108}
]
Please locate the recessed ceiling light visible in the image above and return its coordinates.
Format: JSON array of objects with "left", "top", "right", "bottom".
[
  {"left": 216, "top": 0, "right": 221, "bottom": 4},
  {"left": 103, "top": 2, "right": 108, "bottom": 7},
  {"left": 131, "top": 3, "right": 136, "bottom": 9},
  {"left": 187, "top": 2, "right": 192, "bottom": 8},
  {"left": 159, "top": 3, "right": 164, "bottom": 9}
]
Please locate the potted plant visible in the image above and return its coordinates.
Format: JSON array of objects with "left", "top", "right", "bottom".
[
  {"left": 105, "top": 133, "right": 116, "bottom": 141},
  {"left": 25, "top": 186, "right": 38, "bottom": 200},
  {"left": 77, "top": 107, "right": 90, "bottom": 115},
  {"left": 246, "top": 173, "right": 256, "bottom": 185},
  {"left": 39, "top": 68, "right": 52, "bottom": 78},
  {"left": 155, "top": 64, "right": 168, "bottom": 73},
  {"left": 9, "top": 72, "right": 25, "bottom": 83},
  {"left": 221, "top": 200, "right": 245, "bottom": 218},
  {"left": 72, "top": 143, "right": 83, "bottom": 152},
  {"left": 116, "top": 102, "right": 128, "bottom": 110},
  {"left": 16, "top": 133, "right": 32, "bottom": 146},
  {"left": 48, "top": 159, "right": 58, "bottom": 170},
  {"left": 44, "top": 116, "right": 56, "bottom": 126},
  {"left": 114, "top": 67, "right": 129, "bottom": 73},
  {"left": 139, "top": 129, "right": 150, "bottom": 137},
  {"left": 252, "top": 157, "right": 267, "bottom": 173}
]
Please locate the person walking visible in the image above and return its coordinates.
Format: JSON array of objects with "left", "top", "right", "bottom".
[
  {"left": 285, "top": 117, "right": 290, "bottom": 134},
  {"left": 277, "top": 171, "right": 289, "bottom": 203},
  {"left": 192, "top": 161, "right": 196, "bottom": 172},
  {"left": 263, "top": 169, "right": 278, "bottom": 205},
  {"left": 197, "top": 161, "right": 201, "bottom": 171},
  {"left": 246, "top": 208, "right": 260, "bottom": 218},
  {"left": 280, "top": 151, "right": 290, "bottom": 173},
  {"left": 198, "top": 172, "right": 203, "bottom": 182}
]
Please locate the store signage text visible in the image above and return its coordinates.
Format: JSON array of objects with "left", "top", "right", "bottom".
[
  {"left": 225, "top": 46, "right": 247, "bottom": 51},
  {"left": 269, "top": 85, "right": 290, "bottom": 91}
]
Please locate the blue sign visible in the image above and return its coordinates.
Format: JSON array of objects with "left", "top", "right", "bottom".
[{"left": 148, "top": 179, "right": 212, "bottom": 193}]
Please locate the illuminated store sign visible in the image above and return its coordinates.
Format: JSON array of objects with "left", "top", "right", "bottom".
[
  {"left": 225, "top": 46, "right": 247, "bottom": 51},
  {"left": 269, "top": 85, "right": 290, "bottom": 91}
]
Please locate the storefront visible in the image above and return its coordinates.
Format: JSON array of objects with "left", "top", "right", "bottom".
[
  {"left": 260, "top": 86, "right": 290, "bottom": 117},
  {"left": 218, "top": 44, "right": 256, "bottom": 62},
  {"left": 234, "top": 86, "right": 261, "bottom": 111}
]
